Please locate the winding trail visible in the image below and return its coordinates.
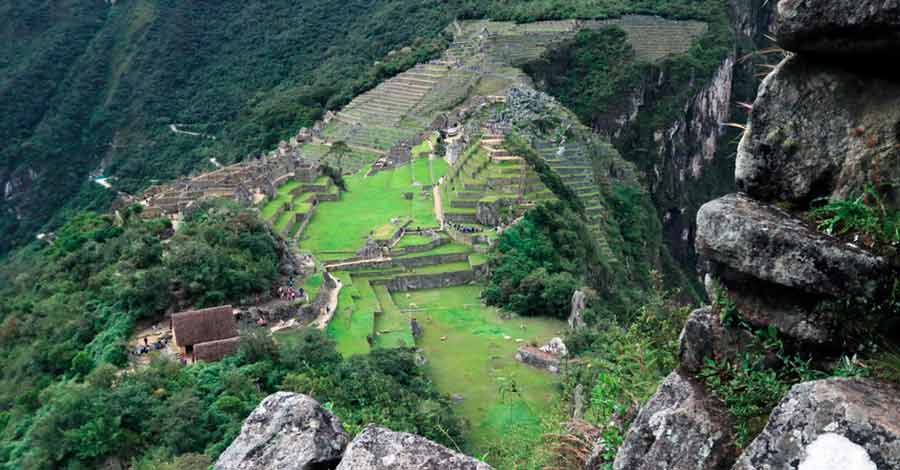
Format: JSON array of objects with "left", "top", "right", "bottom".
[{"left": 313, "top": 272, "right": 343, "bottom": 329}]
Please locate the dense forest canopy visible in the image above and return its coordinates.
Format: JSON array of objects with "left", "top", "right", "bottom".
[{"left": 0, "top": 0, "right": 729, "bottom": 254}]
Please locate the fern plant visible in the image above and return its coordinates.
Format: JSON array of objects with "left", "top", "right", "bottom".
[{"left": 810, "top": 184, "right": 900, "bottom": 247}]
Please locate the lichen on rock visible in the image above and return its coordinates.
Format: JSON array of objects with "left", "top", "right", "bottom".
[{"left": 733, "top": 378, "right": 900, "bottom": 469}]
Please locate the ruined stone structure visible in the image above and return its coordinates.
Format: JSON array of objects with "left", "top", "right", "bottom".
[{"left": 140, "top": 151, "right": 323, "bottom": 220}]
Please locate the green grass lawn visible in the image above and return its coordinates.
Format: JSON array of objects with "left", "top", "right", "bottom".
[
  {"left": 277, "top": 180, "right": 300, "bottom": 195},
  {"left": 261, "top": 194, "right": 290, "bottom": 220},
  {"left": 395, "top": 233, "right": 433, "bottom": 247},
  {"left": 394, "top": 242, "right": 470, "bottom": 258},
  {"left": 300, "top": 166, "right": 438, "bottom": 260},
  {"left": 468, "top": 252, "right": 488, "bottom": 267},
  {"left": 411, "top": 158, "right": 432, "bottom": 186},
  {"left": 431, "top": 158, "right": 449, "bottom": 182},
  {"left": 372, "top": 285, "right": 414, "bottom": 348},
  {"left": 406, "top": 261, "right": 472, "bottom": 274},
  {"left": 392, "top": 286, "right": 565, "bottom": 453},
  {"left": 323, "top": 273, "right": 374, "bottom": 357},
  {"left": 274, "top": 211, "right": 293, "bottom": 232}
]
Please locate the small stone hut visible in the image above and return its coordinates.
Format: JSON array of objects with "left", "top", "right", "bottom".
[{"left": 171, "top": 305, "right": 241, "bottom": 362}]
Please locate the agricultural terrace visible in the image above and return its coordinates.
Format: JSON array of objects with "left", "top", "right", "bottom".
[
  {"left": 254, "top": 15, "right": 710, "bottom": 455},
  {"left": 264, "top": 148, "right": 565, "bottom": 452}
]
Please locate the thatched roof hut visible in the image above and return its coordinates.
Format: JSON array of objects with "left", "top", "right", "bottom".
[{"left": 171, "top": 305, "right": 238, "bottom": 348}]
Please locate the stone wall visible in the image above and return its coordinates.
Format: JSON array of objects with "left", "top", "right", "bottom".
[
  {"left": 371, "top": 270, "right": 475, "bottom": 292},
  {"left": 391, "top": 237, "right": 449, "bottom": 255}
]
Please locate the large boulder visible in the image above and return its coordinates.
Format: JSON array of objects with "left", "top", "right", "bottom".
[
  {"left": 335, "top": 425, "right": 492, "bottom": 470},
  {"left": 515, "top": 344, "right": 562, "bottom": 374},
  {"left": 707, "top": 268, "right": 836, "bottom": 345},
  {"left": 696, "top": 194, "right": 887, "bottom": 299},
  {"left": 613, "top": 370, "right": 735, "bottom": 470},
  {"left": 735, "top": 55, "right": 900, "bottom": 207},
  {"left": 774, "top": 0, "right": 900, "bottom": 56},
  {"left": 214, "top": 392, "right": 349, "bottom": 470},
  {"left": 734, "top": 378, "right": 900, "bottom": 469},
  {"left": 678, "top": 306, "right": 756, "bottom": 372}
]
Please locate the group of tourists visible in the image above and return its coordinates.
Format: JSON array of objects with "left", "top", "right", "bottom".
[
  {"left": 133, "top": 335, "right": 168, "bottom": 355},
  {"left": 277, "top": 284, "right": 305, "bottom": 301},
  {"left": 448, "top": 222, "right": 482, "bottom": 233}
]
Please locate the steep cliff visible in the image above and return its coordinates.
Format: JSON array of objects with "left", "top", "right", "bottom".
[
  {"left": 526, "top": 0, "right": 776, "bottom": 272},
  {"left": 612, "top": 1, "right": 900, "bottom": 467}
]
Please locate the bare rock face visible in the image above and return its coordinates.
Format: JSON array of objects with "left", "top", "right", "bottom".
[
  {"left": 735, "top": 55, "right": 900, "bottom": 207},
  {"left": 696, "top": 194, "right": 887, "bottom": 299},
  {"left": 214, "top": 392, "right": 349, "bottom": 470},
  {"left": 613, "top": 370, "right": 735, "bottom": 470},
  {"left": 734, "top": 378, "right": 900, "bottom": 469},
  {"left": 568, "top": 289, "right": 588, "bottom": 330},
  {"left": 335, "top": 425, "right": 492, "bottom": 470},
  {"left": 775, "top": 0, "right": 900, "bottom": 56},
  {"left": 678, "top": 306, "right": 756, "bottom": 372}
]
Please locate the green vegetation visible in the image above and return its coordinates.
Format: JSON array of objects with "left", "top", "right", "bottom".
[
  {"left": 0, "top": 200, "right": 283, "bottom": 467},
  {"left": 393, "top": 286, "right": 565, "bottom": 453},
  {"left": 301, "top": 166, "right": 437, "bottom": 260},
  {"left": 503, "top": 277, "right": 690, "bottom": 470},
  {"left": 0, "top": 0, "right": 732, "bottom": 255},
  {"left": 810, "top": 184, "right": 900, "bottom": 251},
  {"left": 3, "top": 327, "right": 464, "bottom": 469}
]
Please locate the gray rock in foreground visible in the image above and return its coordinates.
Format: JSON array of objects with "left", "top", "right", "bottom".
[
  {"left": 696, "top": 194, "right": 886, "bottom": 299},
  {"left": 336, "top": 425, "right": 492, "bottom": 470},
  {"left": 613, "top": 370, "right": 735, "bottom": 470},
  {"left": 214, "top": 392, "right": 349, "bottom": 470},
  {"left": 735, "top": 55, "right": 900, "bottom": 207},
  {"left": 678, "top": 306, "right": 757, "bottom": 372},
  {"left": 734, "top": 377, "right": 900, "bottom": 469},
  {"left": 775, "top": 0, "right": 900, "bottom": 55}
]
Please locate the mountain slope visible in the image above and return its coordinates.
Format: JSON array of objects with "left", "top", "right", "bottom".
[{"left": 1, "top": 0, "right": 731, "bottom": 255}]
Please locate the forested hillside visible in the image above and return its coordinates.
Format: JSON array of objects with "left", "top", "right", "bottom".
[{"left": 1, "top": 0, "right": 728, "bottom": 255}]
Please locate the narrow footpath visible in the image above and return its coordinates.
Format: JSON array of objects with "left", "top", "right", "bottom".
[{"left": 313, "top": 272, "right": 343, "bottom": 329}]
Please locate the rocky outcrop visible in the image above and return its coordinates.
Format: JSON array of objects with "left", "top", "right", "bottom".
[
  {"left": 568, "top": 289, "right": 588, "bottom": 330},
  {"left": 214, "top": 392, "right": 349, "bottom": 470},
  {"left": 774, "top": 0, "right": 900, "bottom": 56},
  {"left": 613, "top": 370, "right": 735, "bottom": 470},
  {"left": 696, "top": 193, "right": 889, "bottom": 344},
  {"left": 335, "top": 425, "right": 492, "bottom": 470},
  {"left": 515, "top": 345, "right": 562, "bottom": 374},
  {"left": 678, "top": 306, "right": 756, "bottom": 372},
  {"left": 618, "top": 3, "right": 900, "bottom": 468},
  {"left": 733, "top": 378, "right": 900, "bottom": 469},
  {"left": 696, "top": 193, "right": 887, "bottom": 299},
  {"left": 735, "top": 56, "right": 900, "bottom": 207},
  {"left": 217, "top": 394, "right": 491, "bottom": 470}
]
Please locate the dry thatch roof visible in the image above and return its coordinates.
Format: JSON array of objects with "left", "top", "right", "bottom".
[
  {"left": 193, "top": 337, "right": 241, "bottom": 362},
  {"left": 172, "top": 305, "right": 237, "bottom": 346}
]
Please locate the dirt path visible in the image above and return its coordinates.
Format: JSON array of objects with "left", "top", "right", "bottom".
[
  {"left": 313, "top": 272, "right": 343, "bottom": 329},
  {"left": 169, "top": 124, "right": 215, "bottom": 140},
  {"left": 433, "top": 184, "right": 445, "bottom": 229}
]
